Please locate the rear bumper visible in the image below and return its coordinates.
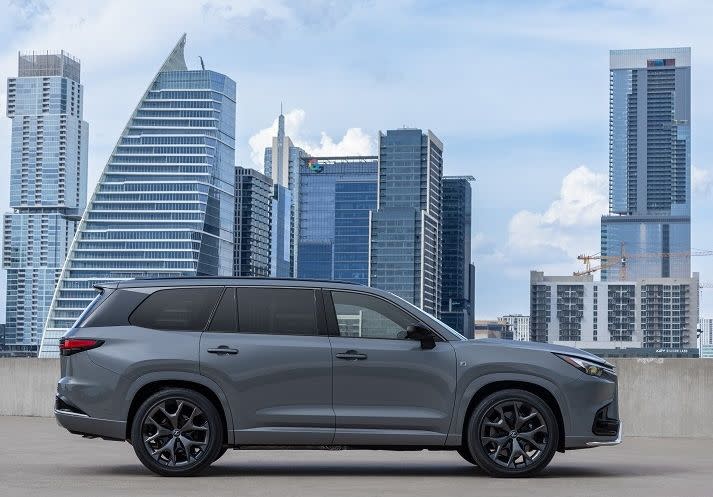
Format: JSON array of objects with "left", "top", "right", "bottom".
[{"left": 55, "top": 408, "right": 126, "bottom": 441}]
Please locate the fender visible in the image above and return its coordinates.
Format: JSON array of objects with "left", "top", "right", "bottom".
[
  {"left": 446, "top": 372, "right": 571, "bottom": 446},
  {"left": 123, "top": 371, "right": 236, "bottom": 445}
]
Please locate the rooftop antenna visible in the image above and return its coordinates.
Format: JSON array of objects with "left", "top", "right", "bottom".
[
  {"left": 199, "top": 56, "right": 205, "bottom": 70},
  {"left": 280, "top": 102, "right": 283, "bottom": 115}
]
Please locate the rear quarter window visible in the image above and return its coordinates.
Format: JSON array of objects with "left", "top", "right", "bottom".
[{"left": 129, "top": 287, "right": 223, "bottom": 331}]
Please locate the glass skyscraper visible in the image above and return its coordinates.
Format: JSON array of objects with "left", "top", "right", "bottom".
[
  {"left": 264, "top": 112, "right": 308, "bottom": 277},
  {"left": 297, "top": 157, "right": 377, "bottom": 285},
  {"left": 601, "top": 48, "right": 691, "bottom": 280},
  {"left": 440, "top": 176, "right": 475, "bottom": 338},
  {"left": 38, "top": 35, "right": 236, "bottom": 357},
  {"left": 369, "top": 129, "right": 443, "bottom": 316},
  {"left": 3, "top": 51, "right": 87, "bottom": 354},
  {"left": 235, "top": 166, "right": 272, "bottom": 277}
]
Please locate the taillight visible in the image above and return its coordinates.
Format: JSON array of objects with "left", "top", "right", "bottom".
[{"left": 59, "top": 338, "right": 104, "bottom": 356}]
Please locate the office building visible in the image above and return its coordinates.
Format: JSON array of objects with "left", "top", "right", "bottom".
[
  {"left": 3, "top": 51, "right": 87, "bottom": 354},
  {"left": 39, "top": 35, "right": 236, "bottom": 357},
  {"left": 601, "top": 48, "right": 691, "bottom": 280},
  {"left": 271, "top": 184, "right": 292, "bottom": 277},
  {"left": 440, "top": 176, "right": 475, "bottom": 337},
  {"left": 474, "top": 319, "right": 511, "bottom": 340},
  {"left": 369, "top": 128, "right": 443, "bottom": 316},
  {"left": 700, "top": 318, "right": 713, "bottom": 358},
  {"left": 530, "top": 271, "right": 699, "bottom": 355},
  {"left": 235, "top": 166, "right": 272, "bottom": 277},
  {"left": 297, "top": 156, "right": 377, "bottom": 285},
  {"left": 264, "top": 111, "right": 308, "bottom": 277},
  {"left": 500, "top": 314, "right": 530, "bottom": 341}
]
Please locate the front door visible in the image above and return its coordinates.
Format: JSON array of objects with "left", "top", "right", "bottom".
[
  {"left": 200, "top": 286, "right": 334, "bottom": 445},
  {"left": 326, "top": 290, "right": 457, "bottom": 446}
]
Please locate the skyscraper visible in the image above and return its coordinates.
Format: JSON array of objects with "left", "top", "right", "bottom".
[
  {"left": 38, "top": 35, "right": 236, "bottom": 357},
  {"left": 3, "top": 51, "right": 87, "bottom": 354},
  {"left": 264, "top": 111, "right": 308, "bottom": 277},
  {"left": 440, "top": 176, "right": 475, "bottom": 337},
  {"left": 298, "top": 156, "right": 377, "bottom": 285},
  {"left": 234, "top": 166, "right": 272, "bottom": 277},
  {"left": 369, "top": 128, "right": 443, "bottom": 316},
  {"left": 601, "top": 48, "right": 691, "bottom": 281}
]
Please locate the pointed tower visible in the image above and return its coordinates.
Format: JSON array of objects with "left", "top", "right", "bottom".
[{"left": 38, "top": 35, "right": 237, "bottom": 357}]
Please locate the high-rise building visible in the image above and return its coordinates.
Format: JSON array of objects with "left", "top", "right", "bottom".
[
  {"left": 297, "top": 156, "right": 377, "bottom": 285},
  {"left": 264, "top": 111, "right": 308, "bottom": 277},
  {"left": 500, "top": 314, "right": 530, "bottom": 341},
  {"left": 3, "top": 51, "right": 87, "bottom": 354},
  {"left": 700, "top": 318, "right": 713, "bottom": 358},
  {"left": 439, "top": 176, "right": 475, "bottom": 337},
  {"left": 529, "top": 271, "right": 699, "bottom": 355},
  {"left": 369, "top": 128, "right": 443, "bottom": 316},
  {"left": 601, "top": 48, "right": 691, "bottom": 281},
  {"left": 270, "top": 184, "right": 293, "bottom": 277},
  {"left": 235, "top": 166, "right": 272, "bottom": 277},
  {"left": 38, "top": 35, "right": 236, "bottom": 357}
]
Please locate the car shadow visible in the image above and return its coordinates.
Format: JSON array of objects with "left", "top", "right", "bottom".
[{"left": 80, "top": 460, "right": 686, "bottom": 479}]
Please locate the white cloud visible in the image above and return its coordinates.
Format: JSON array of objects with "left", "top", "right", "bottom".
[
  {"left": 693, "top": 166, "right": 712, "bottom": 195},
  {"left": 247, "top": 108, "right": 375, "bottom": 169},
  {"left": 507, "top": 165, "right": 608, "bottom": 259}
]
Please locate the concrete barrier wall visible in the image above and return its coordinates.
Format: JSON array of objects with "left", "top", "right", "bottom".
[{"left": 1, "top": 358, "right": 711, "bottom": 437}]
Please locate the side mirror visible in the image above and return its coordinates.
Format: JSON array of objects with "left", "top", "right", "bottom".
[{"left": 406, "top": 324, "right": 436, "bottom": 350}]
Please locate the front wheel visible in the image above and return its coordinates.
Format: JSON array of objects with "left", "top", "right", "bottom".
[
  {"left": 466, "top": 389, "right": 559, "bottom": 477},
  {"left": 131, "top": 388, "right": 224, "bottom": 476}
]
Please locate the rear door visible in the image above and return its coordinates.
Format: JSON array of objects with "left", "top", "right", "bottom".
[{"left": 200, "top": 286, "right": 334, "bottom": 445}]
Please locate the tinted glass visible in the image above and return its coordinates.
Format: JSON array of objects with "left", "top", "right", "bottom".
[
  {"left": 208, "top": 288, "right": 237, "bottom": 332},
  {"left": 129, "top": 287, "right": 222, "bottom": 331},
  {"left": 81, "top": 289, "right": 150, "bottom": 328},
  {"left": 331, "top": 291, "right": 414, "bottom": 339},
  {"left": 236, "top": 288, "right": 317, "bottom": 336}
]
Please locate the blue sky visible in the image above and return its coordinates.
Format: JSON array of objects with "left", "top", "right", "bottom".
[{"left": 1, "top": 0, "right": 712, "bottom": 319}]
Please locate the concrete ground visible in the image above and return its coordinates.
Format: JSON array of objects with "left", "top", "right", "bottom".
[{"left": 2, "top": 417, "right": 712, "bottom": 497}]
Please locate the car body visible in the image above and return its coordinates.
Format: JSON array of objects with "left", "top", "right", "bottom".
[{"left": 55, "top": 277, "right": 621, "bottom": 477}]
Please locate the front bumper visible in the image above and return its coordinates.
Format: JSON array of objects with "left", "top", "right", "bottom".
[{"left": 586, "top": 421, "right": 623, "bottom": 447}]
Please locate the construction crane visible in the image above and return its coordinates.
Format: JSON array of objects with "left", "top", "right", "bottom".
[{"left": 574, "top": 243, "right": 713, "bottom": 280}]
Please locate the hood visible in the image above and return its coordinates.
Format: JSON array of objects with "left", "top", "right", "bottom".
[{"left": 472, "top": 338, "right": 612, "bottom": 367}]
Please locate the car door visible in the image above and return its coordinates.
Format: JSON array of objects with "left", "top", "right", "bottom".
[
  {"left": 326, "top": 290, "right": 457, "bottom": 446},
  {"left": 200, "top": 286, "right": 334, "bottom": 445}
]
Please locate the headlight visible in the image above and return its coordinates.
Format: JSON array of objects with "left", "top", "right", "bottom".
[{"left": 556, "top": 354, "right": 614, "bottom": 378}]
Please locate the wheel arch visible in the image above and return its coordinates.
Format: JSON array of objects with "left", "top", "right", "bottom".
[
  {"left": 453, "top": 376, "right": 569, "bottom": 452},
  {"left": 124, "top": 373, "right": 233, "bottom": 445}
]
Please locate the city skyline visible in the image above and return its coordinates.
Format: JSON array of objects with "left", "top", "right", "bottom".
[{"left": 1, "top": 1, "right": 713, "bottom": 320}]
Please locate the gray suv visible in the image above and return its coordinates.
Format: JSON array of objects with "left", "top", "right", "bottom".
[{"left": 55, "top": 278, "right": 621, "bottom": 477}]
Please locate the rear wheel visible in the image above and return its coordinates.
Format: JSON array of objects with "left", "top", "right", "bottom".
[
  {"left": 467, "top": 389, "right": 559, "bottom": 477},
  {"left": 131, "top": 388, "right": 223, "bottom": 476}
]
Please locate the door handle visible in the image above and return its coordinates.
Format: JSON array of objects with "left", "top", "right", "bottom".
[
  {"left": 207, "top": 346, "right": 239, "bottom": 355},
  {"left": 335, "top": 350, "right": 368, "bottom": 360}
]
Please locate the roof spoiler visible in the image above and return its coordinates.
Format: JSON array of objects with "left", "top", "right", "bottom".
[{"left": 93, "top": 281, "right": 121, "bottom": 291}]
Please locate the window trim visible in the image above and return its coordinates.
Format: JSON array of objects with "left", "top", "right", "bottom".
[{"left": 324, "top": 289, "right": 444, "bottom": 341}]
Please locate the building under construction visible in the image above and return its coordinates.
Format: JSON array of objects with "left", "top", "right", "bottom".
[{"left": 530, "top": 270, "right": 699, "bottom": 356}]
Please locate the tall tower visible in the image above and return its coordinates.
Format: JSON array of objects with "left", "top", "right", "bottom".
[
  {"left": 601, "top": 48, "right": 691, "bottom": 280},
  {"left": 369, "top": 128, "right": 443, "bottom": 316},
  {"left": 263, "top": 110, "right": 307, "bottom": 277},
  {"left": 3, "top": 51, "right": 88, "bottom": 354},
  {"left": 38, "top": 35, "right": 236, "bottom": 357}
]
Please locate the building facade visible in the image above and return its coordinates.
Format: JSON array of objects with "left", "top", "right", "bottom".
[
  {"left": 700, "top": 318, "right": 713, "bottom": 358},
  {"left": 3, "top": 51, "right": 87, "bottom": 354},
  {"left": 369, "top": 129, "right": 443, "bottom": 316},
  {"left": 235, "top": 166, "right": 272, "bottom": 277},
  {"left": 264, "top": 112, "right": 308, "bottom": 277},
  {"left": 297, "top": 156, "right": 377, "bottom": 285},
  {"left": 440, "top": 176, "right": 475, "bottom": 338},
  {"left": 474, "top": 320, "right": 511, "bottom": 340},
  {"left": 500, "top": 314, "right": 530, "bottom": 341},
  {"left": 530, "top": 271, "right": 699, "bottom": 353},
  {"left": 39, "top": 35, "right": 236, "bottom": 357},
  {"left": 601, "top": 48, "right": 691, "bottom": 281}
]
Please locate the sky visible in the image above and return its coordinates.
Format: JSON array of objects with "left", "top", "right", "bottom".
[{"left": 1, "top": 0, "right": 712, "bottom": 319}]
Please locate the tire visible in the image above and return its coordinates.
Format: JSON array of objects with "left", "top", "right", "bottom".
[
  {"left": 466, "top": 389, "right": 559, "bottom": 478},
  {"left": 213, "top": 446, "right": 228, "bottom": 463},
  {"left": 131, "top": 388, "right": 224, "bottom": 476},
  {"left": 457, "top": 447, "right": 478, "bottom": 466}
]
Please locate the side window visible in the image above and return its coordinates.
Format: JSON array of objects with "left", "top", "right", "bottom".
[
  {"left": 236, "top": 288, "right": 318, "bottom": 336},
  {"left": 208, "top": 288, "right": 237, "bottom": 332},
  {"left": 331, "top": 291, "right": 414, "bottom": 339},
  {"left": 129, "top": 287, "right": 222, "bottom": 331}
]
